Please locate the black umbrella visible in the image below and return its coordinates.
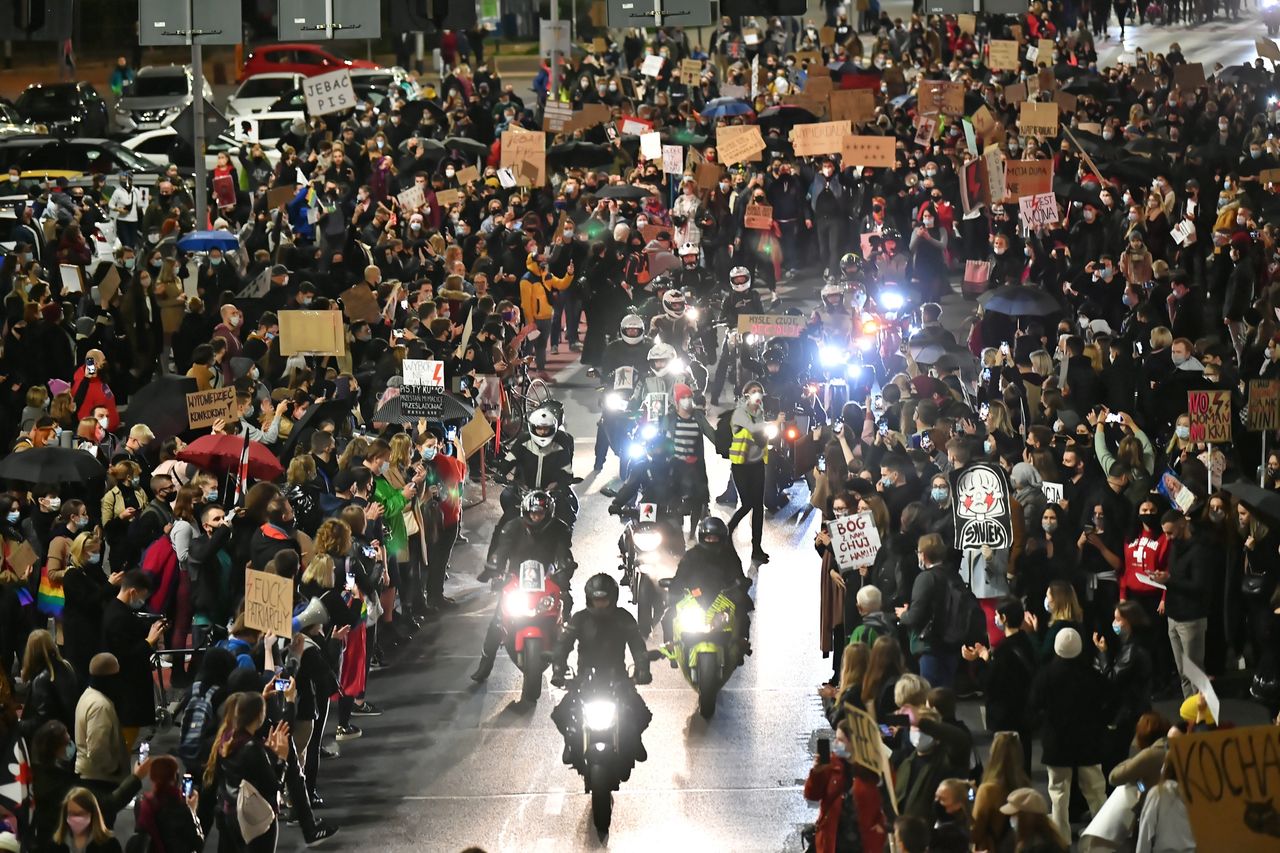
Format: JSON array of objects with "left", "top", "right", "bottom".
[
  {"left": 400, "top": 99, "right": 448, "bottom": 129},
  {"left": 1215, "top": 64, "right": 1271, "bottom": 86},
  {"left": 277, "top": 398, "right": 358, "bottom": 461},
  {"left": 1062, "top": 75, "right": 1110, "bottom": 97},
  {"left": 547, "top": 140, "right": 614, "bottom": 168},
  {"left": 373, "top": 391, "right": 474, "bottom": 425},
  {"left": 1099, "top": 156, "right": 1162, "bottom": 185},
  {"left": 1068, "top": 129, "right": 1110, "bottom": 159},
  {"left": 980, "top": 285, "right": 1062, "bottom": 317},
  {"left": 595, "top": 184, "right": 657, "bottom": 200},
  {"left": 124, "top": 376, "right": 199, "bottom": 441},
  {"left": 1124, "top": 136, "right": 1175, "bottom": 156},
  {"left": 0, "top": 446, "right": 106, "bottom": 483},
  {"left": 398, "top": 136, "right": 445, "bottom": 156},
  {"left": 757, "top": 104, "right": 818, "bottom": 133},
  {"left": 443, "top": 136, "right": 490, "bottom": 159},
  {"left": 1222, "top": 479, "right": 1280, "bottom": 525}
]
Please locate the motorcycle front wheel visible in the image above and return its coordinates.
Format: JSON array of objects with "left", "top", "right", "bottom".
[
  {"left": 520, "top": 637, "right": 544, "bottom": 703},
  {"left": 589, "top": 763, "right": 614, "bottom": 837},
  {"left": 696, "top": 651, "right": 720, "bottom": 719}
]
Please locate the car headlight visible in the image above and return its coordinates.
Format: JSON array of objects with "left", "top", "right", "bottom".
[
  {"left": 820, "top": 345, "right": 845, "bottom": 367},
  {"left": 627, "top": 442, "right": 647, "bottom": 460},
  {"left": 880, "top": 291, "right": 904, "bottom": 311},
  {"left": 633, "top": 529, "right": 662, "bottom": 552},
  {"left": 605, "top": 392, "right": 628, "bottom": 412},
  {"left": 582, "top": 700, "right": 617, "bottom": 730}
]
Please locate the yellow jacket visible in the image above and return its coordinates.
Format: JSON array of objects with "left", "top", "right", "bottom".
[{"left": 520, "top": 253, "right": 572, "bottom": 322}]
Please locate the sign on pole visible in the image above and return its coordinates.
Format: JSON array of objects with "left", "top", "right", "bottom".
[
  {"left": 278, "top": 0, "right": 381, "bottom": 41},
  {"left": 1188, "top": 389, "right": 1232, "bottom": 444},
  {"left": 1247, "top": 380, "right": 1280, "bottom": 432},
  {"left": 303, "top": 69, "right": 356, "bottom": 116},
  {"left": 138, "top": 1, "right": 241, "bottom": 46},
  {"left": 828, "top": 511, "right": 882, "bottom": 570}
]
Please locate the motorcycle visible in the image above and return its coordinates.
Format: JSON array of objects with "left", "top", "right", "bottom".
[
  {"left": 656, "top": 583, "right": 741, "bottom": 719},
  {"left": 562, "top": 668, "right": 642, "bottom": 838},
  {"left": 497, "top": 560, "right": 565, "bottom": 703},
  {"left": 616, "top": 503, "right": 684, "bottom": 636}
]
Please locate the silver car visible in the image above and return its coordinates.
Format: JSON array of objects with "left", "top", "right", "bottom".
[{"left": 114, "top": 65, "right": 214, "bottom": 133}]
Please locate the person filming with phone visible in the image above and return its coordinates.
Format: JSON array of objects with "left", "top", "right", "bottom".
[{"left": 101, "top": 570, "right": 166, "bottom": 751}]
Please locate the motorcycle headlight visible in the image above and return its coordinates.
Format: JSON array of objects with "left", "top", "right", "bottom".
[
  {"left": 880, "top": 291, "right": 904, "bottom": 312},
  {"left": 746, "top": 334, "right": 759, "bottom": 345},
  {"left": 669, "top": 357, "right": 686, "bottom": 375},
  {"left": 537, "top": 595, "right": 556, "bottom": 612},
  {"left": 764, "top": 423, "right": 779, "bottom": 440},
  {"left": 583, "top": 700, "right": 617, "bottom": 730},
  {"left": 678, "top": 603, "right": 710, "bottom": 634},
  {"left": 605, "top": 392, "right": 628, "bottom": 412},
  {"left": 633, "top": 529, "right": 662, "bottom": 552},
  {"left": 847, "top": 363, "right": 863, "bottom": 377},
  {"left": 820, "top": 345, "right": 845, "bottom": 367},
  {"left": 628, "top": 442, "right": 647, "bottom": 460},
  {"left": 857, "top": 336, "right": 876, "bottom": 352},
  {"left": 502, "top": 597, "right": 536, "bottom": 619},
  {"left": 686, "top": 306, "right": 700, "bottom": 321},
  {"left": 641, "top": 423, "right": 659, "bottom": 441}
]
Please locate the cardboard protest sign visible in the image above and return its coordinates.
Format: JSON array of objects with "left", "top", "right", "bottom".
[
  {"left": 882, "top": 66, "right": 907, "bottom": 97},
  {"left": 1019, "top": 192, "right": 1060, "bottom": 228},
  {"left": 972, "top": 106, "right": 998, "bottom": 144},
  {"left": 1168, "top": 724, "right": 1280, "bottom": 853},
  {"left": 98, "top": 265, "right": 121, "bottom": 309},
  {"left": 1259, "top": 37, "right": 1280, "bottom": 62},
  {"left": 829, "top": 89, "right": 875, "bottom": 124},
  {"left": 279, "top": 309, "right": 345, "bottom": 356},
  {"left": 720, "top": 83, "right": 748, "bottom": 99},
  {"left": 1004, "top": 81, "right": 1027, "bottom": 103},
  {"left": 243, "top": 569, "right": 294, "bottom": 636},
  {"left": 1036, "top": 39, "right": 1055, "bottom": 66},
  {"left": 516, "top": 153, "right": 546, "bottom": 187},
  {"left": 819, "top": 26, "right": 836, "bottom": 45},
  {"left": 4, "top": 540, "right": 36, "bottom": 577},
  {"left": 988, "top": 40, "right": 1020, "bottom": 71},
  {"left": 501, "top": 128, "right": 545, "bottom": 168},
  {"left": 783, "top": 93, "right": 827, "bottom": 117},
  {"left": 791, "top": 120, "right": 850, "bottom": 157},
  {"left": 717, "top": 124, "right": 765, "bottom": 165},
  {"left": 804, "top": 74, "right": 833, "bottom": 98},
  {"left": 845, "top": 705, "right": 887, "bottom": 775},
  {"left": 184, "top": 386, "right": 236, "bottom": 430},
  {"left": 743, "top": 204, "right": 773, "bottom": 230},
  {"left": 396, "top": 184, "right": 425, "bottom": 212},
  {"left": 563, "top": 103, "right": 612, "bottom": 133},
  {"left": 735, "top": 314, "right": 806, "bottom": 337},
  {"left": 303, "top": 69, "right": 355, "bottom": 116},
  {"left": 434, "top": 189, "right": 462, "bottom": 209},
  {"left": 1188, "top": 389, "right": 1232, "bottom": 443},
  {"left": 695, "top": 161, "right": 724, "bottom": 189},
  {"left": 679, "top": 58, "right": 702, "bottom": 86},
  {"left": 339, "top": 284, "right": 380, "bottom": 323},
  {"left": 1247, "top": 379, "right": 1280, "bottom": 431},
  {"left": 456, "top": 165, "right": 480, "bottom": 185},
  {"left": 840, "top": 135, "right": 896, "bottom": 168},
  {"left": 460, "top": 407, "right": 496, "bottom": 459},
  {"left": 982, "top": 146, "right": 1006, "bottom": 207},
  {"left": 266, "top": 184, "right": 296, "bottom": 210},
  {"left": 828, "top": 511, "right": 882, "bottom": 570},
  {"left": 918, "top": 80, "right": 964, "bottom": 117},
  {"left": 952, "top": 463, "right": 1013, "bottom": 550},
  {"left": 1173, "top": 62, "right": 1206, "bottom": 90},
  {"left": 1003, "top": 159, "right": 1053, "bottom": 200},
  {"left": 1019, "top": 102, "right": 1059, "bottom": 139},
  {"left": 1053, "top": 90, "right": 1078, "bottom": 114},
  {"left": 1037, "top": 68, "right": 1057, "bottom": 93},
  {"left": 542, "top": 99, "right": 572, "bottom": 132},
  {"left": 957, "top": 13, "right": 976, "bottom": 34}
]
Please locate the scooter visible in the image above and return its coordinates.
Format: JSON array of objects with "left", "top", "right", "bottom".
[
  {"left": 656, "top": 582, "right": 742, "bottom": 719},
  {"left": 497, "top": 560, "right": 564, "bottom": 703}
]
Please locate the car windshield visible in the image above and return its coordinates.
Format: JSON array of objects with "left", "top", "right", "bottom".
[
  {"left": 236, "top": 77, "right": 296, "bottom": 98},
  {"left": 128, "top": 74, "right": 188, "bottom": 98},
  {"left": 355, "top": 74, "right": 394, "bottom": 88},
  {"left": 15, "top": 86, "right": 74, "bottom": 118}
]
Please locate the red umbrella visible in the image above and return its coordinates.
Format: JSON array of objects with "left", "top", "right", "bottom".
[{"left": 177, "top": 434, "right": 284, "bottom": 482}]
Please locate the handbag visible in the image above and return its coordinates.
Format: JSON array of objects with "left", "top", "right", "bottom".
[
  {"left": 1241, "top": 554, "right": 1267, "bottom": 596},
  {"left": 36, "top": 557, "right": 66, "bottom": 618},
  {"left": 233, "top": 778, "right": 275, "bottom": 842},
  {"left": 962, "top": 259, "right": 992, "bottom": 296}
]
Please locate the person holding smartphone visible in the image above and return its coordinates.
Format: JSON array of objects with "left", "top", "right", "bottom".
[
  {"left": 415, "top": 428, "right": 467, "bottom": 613},
  {"left": 134, "top": 755, "right": 203, "bottom": 853},
  {"left": 803, "top": 717, "right": 888, "bottom": 853}
]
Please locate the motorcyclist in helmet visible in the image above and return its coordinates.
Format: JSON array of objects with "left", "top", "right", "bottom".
[
  {"left": 649, "top": 287, "right": 698, "bottom": 356},
  {"left": 629, "top": 341, "right": 683, "bottom": 420},
  {"left": 665, "top": 517, "right": 753, "bottom": 659},
  {"left": 550, "top": 574, "right": 653, "bottom": 772},
  {"left": 472, "top": 490, "right": 577, "bottom": 681},
  {"left": 609, "top": 431, "right": 690, "bottom": 537},
  {"left": 708, "top": 266, "right": 766, "bottom": 406},
  {"left": 668, "top": 242, "right": 716, "bottom": 303},
  {"left": 595, "top": 314, "right": 652, "bottom": 472},
  {"left": 810, "top": 280, "right": 853, "bottom": 345}
]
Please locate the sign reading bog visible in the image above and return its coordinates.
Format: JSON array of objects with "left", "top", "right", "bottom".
[
  {"left": 1168, "top": 724, "right": 1280, "bottom": 853},
  {"left": 844, "top": 705, "right": 887, "bottom": 776},
  {"left": 243, "top": 569, "right": 294, "bottom": 637},
  {"left": 736, "top": 314, "right": 806, "bottom": 337},
  {"left": 828, "top": 511, "right": 882, "bottom": 570},
  {"left": 1188, "top": 389, "right": 1232, "bottom": 443},
  {"left": 952, "top": 463, "right": 1013, "bottom": 550}
]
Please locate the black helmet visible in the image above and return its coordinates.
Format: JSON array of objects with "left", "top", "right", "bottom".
[
  {"left": 764, "top": 345, "right": 785, "bottom": 370},
  {"left": 697, "top": 516, "right": 729, "bottom": 546},
  {"left": 584, "top": 573, "right": 619, "bottom": 608},
  {"left": 521, "top": 490, "right": 554, "bottom": 529},
  {"left": 839, "top": 252, "right": 865, "bottom": 280}
]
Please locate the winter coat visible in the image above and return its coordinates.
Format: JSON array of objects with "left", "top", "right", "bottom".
[{"left": 1028, "top": 654, "right": 1112, "bottom": 766}]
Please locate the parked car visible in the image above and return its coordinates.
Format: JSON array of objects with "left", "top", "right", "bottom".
[
  {"left": 14, "top": 82, "right": 110, "bottom": 137},
  {"left": 122, "top": 127, "right": 281, "bottom": 172},
  {"left": 239, "top": 42, "right": 379, "bottom": 81},
  {"left": 0, "top": 134, "right": 162, "bottom": 179},
  {"left": 114, "top": 65, "right": 213, "bottom": 133},
  {"left": 0, "top": 99, "right": 44, "bottom": 137},
  {"left": 225, "top": 72, "right": 305, "bottom": 118}
]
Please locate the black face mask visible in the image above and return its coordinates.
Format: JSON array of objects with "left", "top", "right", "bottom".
[{"left": 1139, "top": 513, "right": 1161, "bottom": 529}]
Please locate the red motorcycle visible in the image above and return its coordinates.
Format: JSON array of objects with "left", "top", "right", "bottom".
[{"left": 500, "top": 560, "right": 565, "bottom": 703}]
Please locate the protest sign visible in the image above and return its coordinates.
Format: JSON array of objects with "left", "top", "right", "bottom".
[
  {"left": 404, "top": 359, "right": 445, "bottom": 388},
  {"left": 279, "top": 309, "right": 345, "bottom": 356},
  {"left": 1247, "top": 379, "right": 1280, "bottom": 431},
  {"left": 829, "top": 89, "right": 875, "bottom": 124},
  {"left": 914, "top": 115, "right": 938, "bottom": 147},
  {"left": 918, "top": 79, "right": 965, "bottom": 116},
  {"left": 720, "top": 83, "right": 747, "bottom": 99},
  {"left": 804, "top": 75, "right": 833, "bottom": 98},
  {"left": 952, "top": 463, "right": 1014, "bottom": 550},
  {"left": 1042, "top": 482, "right": 1064, "bottom": 504},
  {"left": 237, "top": 268, "right": 271, "bottom": 299},
  {"left": 1036, "top": 39, "right": 1055, "bottom": 66},
  {"left": 1188, "top": 389, "right": 1232, "bottom": 443},
  {"left": 1168, "top": 724, "right": 1280, "bottom": 852},
  {"left": 1003, "top": 159, "right": 1053, "bottom": 200},
  {"left": 401, "top": 360, "right": 446, "bottom": 420},
  {"left": 434, "top": 189, "right": 461, "bottom": 209},
  {"left": 845, "top": 705, "right": 886, "bottom": 775},
  {"left": 460, "top": 407, "right": 495, "bottom": 459},
  {"left": 695, "top": 161, "right": 724, "bottom": 189},
  {"left": 1174, "top": 62, "right": 1206, "bottom": 90},
  {"left": 791, "top": 120, "right": 850, "bottom": 157},
  {"left": 396, "top": 184, "right": 425, "bottom": 213},
  {"left": 542, "top": 99, "right": 572, "bottom": 132},
  {"left": 1261, "top": 168, "right": 1280, "bottom": 185},
  {"left": 1053, "top": 90, "right": 1078, "bottom": 113},
  {"left": 1181, "top": 658, "right": 1221, "bottom": 722},
  {"left": 243, "top": 569, "right": 294, "bottom": 636},
  {"left": 958, "top": 14, "right": 976, "bottom": 34},
  {"left": 58, "top": 264, "right": 82, "bottom": 294},
  {"left": 840, "top": 135, "right": 896, "bottom": 168},
  {"left": 185, "top": 387, "right": 237, "bottom": 430},
  {"left": 455, "top": 165, "right": 480, "bottom": 185},
  {"left": 640, "top": 54, "right": 664, "bottom": 77},
  {"left": 662, "top": 145, "right": 684, "bottom": 175},
  {"left": 1019, "top": 101, "right": 1059, "bottom": 138},
  {"left": 5, "top": 540, "right": 36, "bottom": 577},
  {"left": 988, "top": 40, "right": 1020, "bottom": 71},
  {"left": 639, "top": 131, "right": 662, "bottom": 160},
  {"left": 828, "top": 511, "right": 882, "bottom": 570},
  {"left": 303, "top": 69, "right": 355, "bottom": 116},
  {"left": 98, "top": 266, "right": 121, "bottom": 309},
  {"left": 680, "top": 58, "right": 702, "bottom": 85},
  {"left": 339, "top": 284, "right": 380, "bottom": 323},
  {"left": 1018, "top": 192, "right": 1060, "bottom": 228},
  {"left": 563, "top": 103, "right": 612, "bottom": 133},
  {"left": 266, "top": 184, "right": 296, "bottom": 210},
  {"left": 783, "top": 93, "right": 826, "bottom": 117},
  {"left": 212, "top": 174, "right": 236, "bottom": 209},
  {"left": 1259, "top": 37, "right": 1280, "bottom": 62},
  {"left": 717, "top": 124, "right": 765, "bottom": 165},
  {"left": 501, "top": 128, "right": 545, "bottom": 168},
  {"left": 736, "top": 314, "right": 806, "bottom": 337},
  {"left": 982, "top": 146, "right": 1006, "bottom": 207},
  {"left": 1024, "top": 44, "right": 1039, "bottom": 64},
  {"left": 516, "top": 153, "right": 546, "bottom": 187},
  {"left": 1158, "top": 469, "right": 1197, "bottom": 513},
  {"left": 819, "top": 26, "right": 835, "bottom": 45},
  {"left": 1004, "top": 82, "right": 1027, "bottom": 103},
  {"left": 743, "top": 204, "right": 773, "bottom": 230},
  {"left": 971, "top": 105, "right": 998, "bottom": 144}
]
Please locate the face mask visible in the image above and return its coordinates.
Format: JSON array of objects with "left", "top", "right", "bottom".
[
  {"left": 45, "top": 497, "right": 61, "bottom": 512},
  {"left": 1083, "top": 210, "right": 1095, "bottom": 222},
  {"left": 983, "top": 438, "right": 994, "bottom": 454},
  {"left": 88, "top": 552, "right": 101, "bottom": 565},
  {"left": 1176, "top": 424, "right": 1191, "bottom": 440},
  {"left": 379, "top": 461, "right": 390, "bottom": 476},
  {"left": 831, "top": 741, "right": 851, "bottom": 759},
  {"left": 994, "top": 246, "right": 1006, "bottom": 256},
  {"left": 1112, "top": 621, "right": 1124, "bottom": 636},
  {"left": 5, "top": 511, "right": 17, "bottom": 524},
  {"left": 123, "top": 257, "right": 135, "bottom": 270},
  {"left": 1224, "top": 179, "right": 1232, "bottom": 190},
  {"left": 1043, "top": 595, "right": 1052, "bottom": 614},
  {"left": 75, "top": 516, "right": 88, "bottom": 530},
  {"left": 229, "top": 315, "right": 242, "bottom": 328},
  {"left": 1042, "top": 520, "right": 1058, "bottom": 534},
  {"left": 1102, "top": 131, "right": 1114, "bottom": 141},
  {"left": 66, "top": 815, "right": 91, "bottom": 835},
  {"left": 922, "top": 217, "right": 934, "bottom": 227},
  {"left": 421, "top": 446, "right": 438, "bottom": 461},
  {"left": 909, "top": 730, "right": 934, "bottom": 751},
  {"left": 1140, "top": 513, "right": 1160, "bottom": 529},
  {"left": 931, "top": 487, "right": 948, "bottom": 503},
  {"left": 748, "top": 391, "right": 762, "bottom": 404},
  {"left": 1208, "top": 508, "right": 1226, "bottom": 522},
  {"left": 210, "top": 257, "right": 222, "bottom": 266},
  {"left": 1172, "top": 351, "right": 1187, "bottom": 366}
]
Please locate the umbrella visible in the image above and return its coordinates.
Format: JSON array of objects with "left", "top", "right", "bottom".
[
  {"left": 889, "top": 94, "right": 915, "bottom": 111},
  {"left": 1068, "top": 129, "right": 1110, "bottom": 158},
  {"left": 757, "top": 104, "right": 818, "bottom": 133},
  {"left": 1061, "top": 75, "right": 1110, "bottom": 97},
  {"left": 277, "top": 398, "right": 357, "bottom": 461},
  {"left": 399, "top": 99, "right": 448, "bottom": 129},
  {"left": 1215, "top": 64, "right": 1270, "bottom": 86},
  {"left": 594, "top": 184, "right": 657, "bottom": 200},
  {"left": 124, "top": 376, "right": 199, "bottom": 441},
  {"left": 1222, "top": 479, "right": 1280, "bottom": 525},
  {"left": 661, "top": 129, "right": 708, "bottom": 147},
  {"left": 398, "top": 136, "right": 445, "bottom": 155},
  {"left": 177, "top": 434, "right": 284, "bottom": 482},
  {"left": 1124, "top": 136, "right": 1175, "bottom": 156},
  {"left": 373, "top": 391, "right": 474, "bottom": 425},
  {"left": 547, "top": 140, "right": 615, "bottom": 168},
  {"left": 177, "top": 231, "right": 239, "bottom": 253},
  {"left": 443, "top": 136, "right": 490, "bottom": 159},
  {"left": 700, "top": 97, "right": 753, "bottom": 120},
  {"left": 1098, "top": 156, "right": 1162, "bottom": 185},
  {"left": 980, "top": 285, "right": 1062, "bottom": 317},
  {"left": 0, "top": 446, "right": 105, "bottom": 483}
]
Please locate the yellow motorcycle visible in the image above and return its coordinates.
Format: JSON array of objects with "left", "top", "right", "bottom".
[{"left": 655, "top": 583, "right": 741, "bottom": 719}]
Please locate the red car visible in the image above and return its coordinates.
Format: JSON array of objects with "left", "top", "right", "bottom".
[{"left": 239, "top": 43, "right": 379, "bottom": 82}]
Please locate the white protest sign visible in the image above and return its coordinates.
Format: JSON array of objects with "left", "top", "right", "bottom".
[
  {"left": 641, "top": 55, "right": 664, "bottom": 77},
  {"left": 1019, "top": 192, "right": 1060, "bottom": 228},
  {"left": 303, "top": 69, "right": 355, "bottom": 116},
  {"left": 829, "top": 511, "right": 882, "bottom": 570},
  {"left": 639, "top": 131, "right": 662, "bottom": 160},
  {"left": 1042, "top": 481, "right": 1063, "bottom": 504},
  {"left": 403, "top": 359, "right": 445, "bottom": 388},
  {"left": 1181, "top": 658, "right": 1221, "bottom": 723},
  {"left": 662, "top": 144, "right": 684, "bottom": 175},
  {"left": 396, "top": 184, "right": 425, "bottom": 213}
]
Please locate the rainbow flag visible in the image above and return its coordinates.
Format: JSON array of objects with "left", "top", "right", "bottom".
[{"left": 36, "top": 568, "right": 64, "bottom": 617}]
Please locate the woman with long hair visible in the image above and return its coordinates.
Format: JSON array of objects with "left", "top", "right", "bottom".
[
  {"left": 821, "top": 642, "right": 870, "bottom": 729},
  {"left": 1002, "top": 788, "right": 1068, "bottom": 852},
  {"left": 862, "top": 635, "right": 907, "bottom": 722},
  {"left": 971, "top": 731, "right": 1033, "bottom": 852},
  {"left": 815, "top": 492, "right": 854, "bottom": 678},
  {"left": 61, "top": 530, "right": 117, "bottom": 682},
  {"left": 134, "top": 754, "right": 202, "bottom": 853},
  {"left": 1025, "top": 579, "right": 1086, "bottom": 661},
  {"left": 52, "top": 787, "right": 122, "bottom": 853},
  {"left": 206, "top": 692, "right": 290, "bottom": 853},
  {"left": 312, "top": 519, "right": 368, "bottom": 744},
  {"left": 19, "top": 628, "right": 78, "bottom": 734},
  {"left": 100, "top": 460, "right": 145, "bottom": 572}
]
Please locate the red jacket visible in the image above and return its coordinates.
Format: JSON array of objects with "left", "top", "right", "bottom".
[
  {"left": 803, "top": 759, "right": 888, "bottom": 853},
  {"left": 426, "top": 452, "right": 467, "bottom": 528},
  {"left": 70, "top": 365, "right": 120, "bottom": 431}
]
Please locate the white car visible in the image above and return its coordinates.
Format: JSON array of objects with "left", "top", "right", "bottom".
[
  {"left": 122, "top": 127, "right": 281, "bottom": 172},
  {"left": 225, "top": 72, "right": 305, "bottom": 118}
]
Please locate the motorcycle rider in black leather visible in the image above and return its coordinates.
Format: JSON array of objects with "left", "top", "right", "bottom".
[
  {"left": 708, "top": 266, "right": 765, "bottom": 405},
  {"left": 665, "top": 517, "right": 754, "bottom": 658}
]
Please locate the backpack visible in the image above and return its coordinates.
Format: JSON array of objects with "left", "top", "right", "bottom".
[
  {"left": 932, "top": 571, "right": 987, "bottom": 646},
  {"left": 848, "top": 621, "right": 883, "bottom": 649},
  {"left": 714, "top": 409, "right": 735, "bottom": 458},
  {"left": 177, "top": 681, "right": 219, "bottom": 767}
]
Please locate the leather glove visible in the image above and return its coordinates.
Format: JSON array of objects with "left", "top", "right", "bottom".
[{"left": 634, "top": 669, "right": 653, "bottom": 686}]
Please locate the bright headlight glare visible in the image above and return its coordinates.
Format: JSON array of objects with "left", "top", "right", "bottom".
[
  {"left": 633, "top": 530, "right": 662, "bottom": 552},
  {"left": 641, "top": 423, "right": 659, "bottom": 440},
  {"left": 605, "top": 392, "right": 627, "bottom": 412},
  {"left": 746, "top": 334, "right": 759, "bottom": 345},
  {"left": 881, "top": 291, "right": 904, "bottom": 311},
  {"left": 669, "top": 357, "right": 686, "bottom": 375},
  {"left": 628, "top": 442, "right": 647, "bottom": 459},
  {"left": 847, "top": 363, "right": 863, "bottom": 376},
  {"left": 820, "top": 345, "right": 845, "bottom": 367},
  {"left": 687, "top": 306, "right": 700, "bottom": 320},
  {"left": 583, "top": 700, "right": 617, "bottom": 730},
  {"left": 858, "top": 337, "right": 875, "bottom": 352},
  {"left": 502, "top": 597, "right": 536, "bottom": 618},
  {"left": 764, "top": 423, "right": 779, "bottom": 440}
]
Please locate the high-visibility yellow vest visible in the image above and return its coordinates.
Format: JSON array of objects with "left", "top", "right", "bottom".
[{"left": 728, "top": 427, "right": 767, "bottom": 464}]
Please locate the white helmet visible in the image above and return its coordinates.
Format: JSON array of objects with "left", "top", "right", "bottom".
[
  {"left": 527, "top": 408, "right": 558, "bottom": 448},
  {"left": 821, "top": 282, "right": 846, "bottom": 303},
  {"left": 619, "top": 313, "right": 646, "bottom": 345},
  {"left": 647, "top": 341, "right": 677, "bottom": 376},
  {"left": 729, "top": 266, "right": 752, "bottom": 291},
  {"left": 662, "top": 288, "right": 687, "bottom": 318},
  {"left": 678, "top": 242, "right": 699, "bottom": 267}
]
